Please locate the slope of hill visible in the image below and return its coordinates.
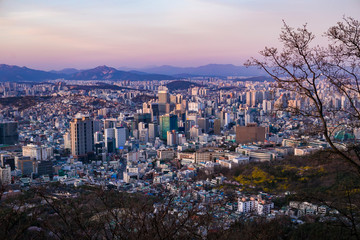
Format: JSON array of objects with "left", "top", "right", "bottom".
[
  {"left": 165, "top": 80, "right": 203, "bottom": 91},
  {"left": 71, "top": 66, "right": 175, "bottom": 81},
  {"left": 0, "top": 96, "right": 53, "bottom": 110}
]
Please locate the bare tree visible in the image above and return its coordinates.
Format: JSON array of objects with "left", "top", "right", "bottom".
[
  {"left": 246, "top": 16, "right": 360, "bottom": 239},
  {"left": 246, "top": 17, "right": 360, "bottom": 171}
]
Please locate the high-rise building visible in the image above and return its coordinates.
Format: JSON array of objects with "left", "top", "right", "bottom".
[
  {"left": 0, "top": 121, "right": 18, "bottom": 145},
  {"left": 115, "top": 127, "right": 126, "bottom": 149},
  {"left": 158, "top": 86, "right": 170, "bottom": 104},
  {"left": 150, "top": 103, "right": 159, "bottom": 122},
  {"left": 105, "top": 127, "right": 127, "bottom": 151},
  {"left": 198, "top": 118, "right": 210, "bottom": 133},
  {"left": 105, "top": 128, "right": 115, "bottom": 153},
  {"left": 214, "top": 119, "right": 221, "bottom": 135},
  {"left": 70, "top": 114, "right": 94, "bottom": 160},
  {"left": 159, "top": 114, "right": 178, "bottom": 140},
  {"left": 148, "top": 123, "right": 159, "bottom": 142},
  {"left": 235, "top": 124, "right": 266, "bottom": 144},
  {"left": 185, "top": 120, "right": 195, "bottom": 139},
  {"left": 167, "top": 130, "right": 178, "bottom": 146}
]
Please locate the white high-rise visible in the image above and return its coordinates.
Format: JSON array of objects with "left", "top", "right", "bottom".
[{"left": 115, "top": 127, "right": 126, "bottom": 149}]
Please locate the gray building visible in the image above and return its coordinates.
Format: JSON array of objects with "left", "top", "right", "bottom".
[{"left": 0, "top": 122, "right": 18, "bottom": 145}]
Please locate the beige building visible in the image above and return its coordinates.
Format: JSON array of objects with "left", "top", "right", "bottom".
[
  {"left": 158, "top": 86, "right": 170, "bottom": 104},
  {"left": 70, "top": 114, "right": 94, "bottom": 160}
]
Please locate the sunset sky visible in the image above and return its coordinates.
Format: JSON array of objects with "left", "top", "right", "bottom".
[{"left": 0, "top": 0, "right": 359, "bottom": 70}]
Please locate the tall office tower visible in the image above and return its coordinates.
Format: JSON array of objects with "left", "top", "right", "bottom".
[
  {"left": 159, "top": 114, "right": 178, "bottom": 140},
  {"left": 70, "top": 114, "right": 94, "bottom": 160},
  {"left": 214, "top": 118, "right": 221, "bottom": 135},
  {"left": 105, "top": 128, "right": 115, "bottom": 153},
  {"left": 148, "top": 123, "right": 158, "bottom": 142},
  {"left": 185, "top": 120, "right": 195, "bottom": 139},
  {"left": 0, "top": 121, "right": 18, "bottom": 145},
  {"left": 235, "top": 123, "right": 266, "bottom": 144},
  {"left": 220, "top": 110, "right": 227, "bottom": 127},
  {"left": 151, "top": 103, "right": 160, "bottom": 121},
  {"left": 224, "top": 112, "right": 231, "bottom": 127},
  {"left": 167, "top": 130, "right": 178, "bottom": 146},
  {"left": 115, "top": 127, "right": 126, "bottom": 149},
  {"left": 198, "top": 117, "right": 209, "bottom": 133},
  {"left": 158, "top": 86, "right": 170, "bottom": 104}
]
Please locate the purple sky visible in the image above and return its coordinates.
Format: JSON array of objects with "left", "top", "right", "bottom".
[{"left": 0, "top": 0, "right": 359, "bottom": 70}]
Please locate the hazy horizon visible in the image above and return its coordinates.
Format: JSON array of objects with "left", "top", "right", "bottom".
[
  {"left": 0, "top": 0, "right": 359, "bottom": 70},
  {"left": 2, "top": 62, "right": 256, "bottom": 72}
]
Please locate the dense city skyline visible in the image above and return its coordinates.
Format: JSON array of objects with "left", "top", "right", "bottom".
[
  {"left": 0, "top": 0, "right": 359, "bottom": 70},
  {"left": 0, "top": 14, "right": 360, "bottom": 238}
]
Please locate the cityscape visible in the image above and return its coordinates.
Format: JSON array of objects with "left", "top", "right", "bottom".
[{"left": 0, "top": 0, "right": 359, "bottom": 239}]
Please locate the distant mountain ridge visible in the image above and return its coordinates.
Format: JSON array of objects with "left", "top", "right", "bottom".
[
  {"left": 136, "top": 64, "right": 265, "bottom": 77},
  {"left": 0, "top": 63, "right": 269, "bottom": 82},
  {"left": 70, "top": 66, "right": 175, "bottom": 81},
  {"left": 0, "top": 64, "right": 63, "bottom": 82},
  {"left": 0, "top": 64, "right": 175, "bottom": 82}
]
